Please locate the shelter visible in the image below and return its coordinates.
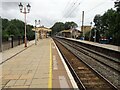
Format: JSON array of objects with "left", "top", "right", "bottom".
[
  {"left": 59, "top": 29, "right": 82, "bottom": 38},
  {"left": 81, "top": 26, "right": 91, "bottom": 35},
  {"left": 32, "top": 26, "right": 52, "bottom": 39}
]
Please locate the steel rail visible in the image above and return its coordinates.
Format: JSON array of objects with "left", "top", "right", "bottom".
[
  {"left": 59, "top": 38, "right": 120, "bottom": 74},
  {"left": 54, "top": 38, "right": 86, "bottom": 90},
  {"left": 53, "top": 37, "right": 118, "bottom": 90}
]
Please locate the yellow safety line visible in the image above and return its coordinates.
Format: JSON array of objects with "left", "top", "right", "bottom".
[{"left": 48, "top": 41, "right": 52, "bottom": 89}]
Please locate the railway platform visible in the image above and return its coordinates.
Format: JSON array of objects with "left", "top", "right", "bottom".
[
  {"left": 68, "top": 38, "right": 120, "bottom": 52},
  {"left": 1, "top": 38, "right": 77, "bottom": 89}
]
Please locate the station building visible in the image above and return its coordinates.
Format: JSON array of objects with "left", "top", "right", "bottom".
[
  {"left": 81, "top": 26, "right": 92, "bottom": 35},
  {"left": 58, "top": 29, "right": 82, "bottom": 38},
  {"left": 32, "top": 26, "right": 52, "bottom": 39}
]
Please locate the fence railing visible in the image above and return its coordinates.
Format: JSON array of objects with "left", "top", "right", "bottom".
[{"left": 0, "top": 39, "right": 24, "bottom": 52}]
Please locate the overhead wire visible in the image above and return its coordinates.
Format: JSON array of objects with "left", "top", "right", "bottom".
[
  {"left": 60, "top": 0, "right": 80, "bottom": 21},
  {"left": 63, "top": 0, "right": 80, "bottom": 18},
  {"left": 67, "top": 0, "right": 113, "bottom": 27},
  {"left": 61, "top": 0, "right": 84, "bottom": 26},
  {"left": 62, "top": 0, "right": 72, "bottom": 16},
  {"left": 39, "top": 1, "right": 74, "bottom": 27},
  {"left": 82, "top": 1, "right": 114, "bottom": 25},
  {"left": 63, "top": 3, "right": 80, "bottom": 20},
  {"left": 86, "top": 2, "right": 105, "bottom": 13},
  {"left": 48, "top": 0, "right": 114, "bottom": 27}
]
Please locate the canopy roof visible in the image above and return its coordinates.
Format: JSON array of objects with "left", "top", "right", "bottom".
[
  {"left": 60, "top": 30, "right": 71, "bottom": 33},
  {"left": 60, "top": 29, "right": 82, "bottom": 33},
  {"left": 32, "top": 26, "right": 52, "bottom": 32}
]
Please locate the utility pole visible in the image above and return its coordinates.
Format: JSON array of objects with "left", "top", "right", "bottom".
[{"left": 82, "top": 11, "right": 84, "bottom": 40}]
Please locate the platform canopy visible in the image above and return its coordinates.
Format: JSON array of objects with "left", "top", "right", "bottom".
[
  {"left": 60, "top": 30, "right": 71, "bottom": 33},
  {"left": 32, "top": 26, "right": 52, "bottom": 32},
  {"left": 60, "top": 29, "right": 82, "bottom": 33}
]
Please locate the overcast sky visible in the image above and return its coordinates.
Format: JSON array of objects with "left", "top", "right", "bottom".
[{"left": 1, "top": 0, "right": 115, "bottom": 28}]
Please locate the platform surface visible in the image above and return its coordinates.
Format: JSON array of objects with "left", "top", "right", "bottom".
[
  {"left": 51, "top": 40, "right": 75, "bottom": 88},
  {"left": 1, "top": 38, "right": 76, "bottom": 89},
  {"left": 68, "top": 38, "right": 120, "bottom": 52}
]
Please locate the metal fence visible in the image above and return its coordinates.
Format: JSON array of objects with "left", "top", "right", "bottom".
[{"left": 0, "top": 39, "right": 24, "bottom": 52}]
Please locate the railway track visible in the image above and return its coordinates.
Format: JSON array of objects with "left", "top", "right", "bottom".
[
  {"left": 53, "top": 37, "right": 119, "bottom": 90},
  {"left": 61, "top": 38, "right": 120, "bottom": 70}
]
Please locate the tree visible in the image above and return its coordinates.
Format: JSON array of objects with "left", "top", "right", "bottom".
[
  {"left": 51, "top": 22, "right": 65, "bottom": 35},
  {"left": 5, "top": 23, "right": 20, "bottom": 37},
  {"left": 93, "top": 2, "right": 120, "bottom": 45},
  {"left": 114, "top": 0, "right": 120, "bottom": 45},
  {"left": 2, "top": 19, "right": 9, "bottom": 30},
  {"left": 51, "top": 21, "right": 78, "bottom": 35},
  {"left": 114, "top": 0, "right": 120, "bottom": 13},
  {"left": 26, "top": 25, "right": 35, "bottom": 40},
  {"left": 93, "top": 14, "right": 101, "bottom": 42},
  {"left": 2, "top": 18, "right": 35, "bottom": 41},
  {"left": 65, "top": 21, "right": 78, "bottom": 30},
  {"left": 101, "top": 9, "right": 117, "bottom": 37}
]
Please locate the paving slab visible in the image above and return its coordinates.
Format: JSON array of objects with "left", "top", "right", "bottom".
[
  {"left": 51, "top": 40, "right": 76, "bottom": 89},
  {"left": 2, "top": 38, "right": 51, "bottom": 89},
  {"left": 1, "top": 40, "right": 35, "bottom": 64},
  {"left": 1, "top": 38, "right": 78, "bottom": 89}
]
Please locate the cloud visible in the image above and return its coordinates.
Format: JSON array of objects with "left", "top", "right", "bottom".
[
  {"left": 2, "top": 0, "right": 31, "bottom": 2},
  {"left": 1, "top": 0, "right": 114, "bottom": 28},
  {"left": 62, "top": 2, "right": 81, "bottom": 18},
  {"left": 64, "top": 6, "right": 80, "bottom": 18},
  {"left": 2, "top": 2, "right": 18, "bottom": 10}
]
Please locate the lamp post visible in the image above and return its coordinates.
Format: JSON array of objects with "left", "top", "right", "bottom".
[
  {"left": 89, "top": 22, "right": 92, "bottom": 41},
  {"left": 18, "top": 2, "right": 31, "bottom": 47},
  {"left": 94, "top": 29, "right": 97, "bottom": 42},
  {"left": 35, "top": 20, "right": 40, "bottom": 45},
  {"left": 70, "top": 26, "right": 73, "bottom": 38}
]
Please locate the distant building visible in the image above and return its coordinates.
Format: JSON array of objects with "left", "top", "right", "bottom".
[
  {"left": 32, "top": 26, "right": 51, "bottom": 39},
  {"left": 59, "top": 29, "right": 82, "bottom": 38},
  {"left": 81, "top": 26, "right": 91, "bottom": 35}
]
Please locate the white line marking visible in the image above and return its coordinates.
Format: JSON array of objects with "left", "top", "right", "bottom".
[
  {"left": 52, "top": 46, "right": 55, "bottom": 49},
  {"left": 53, "top": 55, "right": 58, "bottom": 70},
  {"left": 53, "top": 41, "right": 79, "bottom": 89},
  {"left": 59, "top": 76, "right": 69, "bottom": 88}
]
